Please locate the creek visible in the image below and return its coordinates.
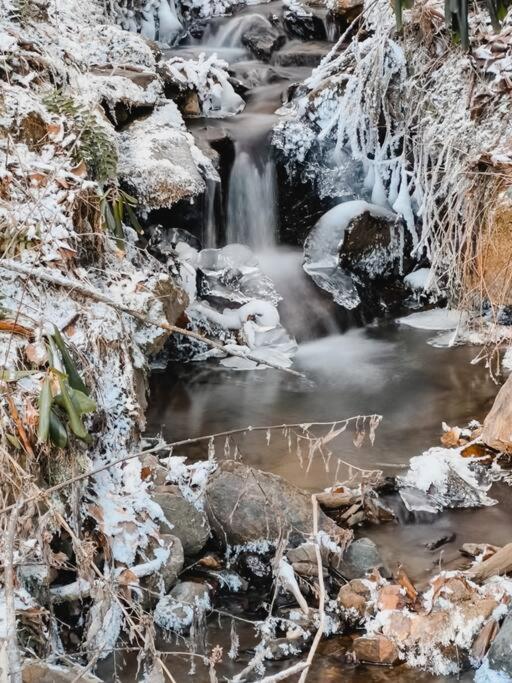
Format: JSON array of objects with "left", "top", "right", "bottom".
[{"left": 140, "top": 4, "right": 511, "bottom": 680}]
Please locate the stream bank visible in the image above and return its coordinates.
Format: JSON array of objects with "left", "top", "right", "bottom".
[{"left": 3, "top": 0, "right": 512, "bottom": 680}]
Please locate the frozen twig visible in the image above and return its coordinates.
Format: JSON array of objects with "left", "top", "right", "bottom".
[
  {"left": 4, "top": 503, "right": 22, "bottom": 683},
  {"left": 0, "top": 417, "right": 379, "bottom": 517},
  {"left": 0, "top": 260, "right": 305, "bottom": 378}
]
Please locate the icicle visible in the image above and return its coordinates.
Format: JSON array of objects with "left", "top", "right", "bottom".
[
  {"left": 392, "top": 165, "right": 418, "bottom": 246},
  {"left": 228, "top": 619, "right": 239, "bottom": 660},
  {"left": 266, "top": 429, "right": 271, "bottom": 446},
  {"left": 371, "top": 165, "right": 388, "bottom": 207},
  {"left": 363, "top": 161, "right": 375, "bottom": 191},
  {"left": 208, "top": 436, "right": 215, "bottom": 461},
  {"left": 224, "top": 436, "right": 230, "bottom": 458},
  {"left": 157, "top": 0, "right": 183, "bottom": 45}
]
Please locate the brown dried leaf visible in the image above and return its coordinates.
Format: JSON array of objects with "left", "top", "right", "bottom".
[
  {"left": 70, "top": 160, "right": 87, "bottom": 177},
  {"left": 397, "top": 565, "right": 418, "bottom": 602},
  {"left": 118, "top": 568, "right": 139, "bottom": 587},
  {"left": 47, "top": 121, "right": 64, "bottom": 142},
  {"left": 198, "top": 555, "right": 222, "bottom": 569}
]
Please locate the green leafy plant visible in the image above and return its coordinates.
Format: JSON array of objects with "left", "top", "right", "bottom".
[
  {"left": 100, "top": 187, "right": 143, "bottom": 249},
  {"left": 43, "top": 90, "right": 118, "bottom": 182},
  {"left": 38, "top": 329, "right": 96, "bottom": 449},
  {"left": 394, "top": 0, "right": 511, "bottom": 49}
]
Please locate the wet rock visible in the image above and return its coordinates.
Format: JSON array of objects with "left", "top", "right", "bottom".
[
  {"left": 353, "top": 634, "right": 400, "bottom": 665},
  {"left": 22, "top": 661, "right": 101, "bottom": 683},
  {"left": 303, "top": 200, "right": 406, "bottom": 312},
  {"left": 483, "top": 612, "right": 512, "bottom": 679},
  {"left": 334, "top": 537, "right": 387, "bottom": 579},
  {"left": 154, "top": 580, "right": 211, "bottom": 633},
  {"left": 238, "top": 551, "right": 274, "bottom": 588},
  {"left": 181, "top": 91, "right": 201, "bottom": 117},
  {"left": 377, "top": 584, "right": 407, "bottom": 611},
  {"left": 338, "top": 580, "right": 370, "bottom": 617},
  {"left": 425, "top": 532, "right": 456, "bottom": 551},
  {"left": 205, "top": 460, "right": 350, "bottom": 547},
  {"left": 339, "top": 212, "right": 397, "bottom": 273},
  {"left": 141, "top": 534, "right": 184, "bottom": 608},
  {"left": 153, "top": 485, "right": 210, "bottom": 555},
  {"left": 283, "top": 10, "right": 326, "bottom": 41},
  {"left": 272, "top": 40, "right": 332, "bottom": 67},
  {"left": 382, "top": 612, "right": 412, "bottom": 643},
  {"left": 242, "top": 26, "right": 286, "bottom": 61}
]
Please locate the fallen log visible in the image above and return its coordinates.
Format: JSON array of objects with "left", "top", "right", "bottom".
[
  {"left": 482, "top": 373, "right": 512, "bottom": 452},
  {"left": 467, "top": 542, "right": 512, "bottom": 582}
]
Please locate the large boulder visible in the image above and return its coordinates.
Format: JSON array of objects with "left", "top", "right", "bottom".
[
  {"left": 153, "top": 485, "right": 210, "bottom": 555},
  {"left": 118, "top": 102, "right": 218, "bottom": 211},
  {"left": 205, "top": 460, "right": 351, "bottom": 547},
  {"left": 242, "top": 26, "right": 286, "bottom": 61}
]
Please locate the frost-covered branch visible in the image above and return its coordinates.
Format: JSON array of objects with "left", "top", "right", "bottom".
[{"left": 0, "top": 260, "right": 305, "bottom": 378}]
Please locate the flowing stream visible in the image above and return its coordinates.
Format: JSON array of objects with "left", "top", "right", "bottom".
[{"left": 136, "top": 5, "right": 512, "bottom": 681}]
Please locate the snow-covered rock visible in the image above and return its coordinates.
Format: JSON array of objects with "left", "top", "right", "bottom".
[
  {"left": 161, "top": 53, "right": 245, "bottom": 117},
  {"left": 398, "top": 447, "right": 497, "bottom": 514},
  {"left": 118, "top": 102, "right": 219, "bottom": 210},
  {"left": 303, "top": 200, "right": 404, "bottom": 310}
]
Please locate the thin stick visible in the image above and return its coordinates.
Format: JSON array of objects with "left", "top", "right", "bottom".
[
  {"left": 298, "top": 495, "right": 324, "bottom": 683},
  {"left": 0, "top": 418, "right": 373, "bottom": 517},
  {"left": 258, "top": 662, "right": 308, "bottom": 683},
  {"left": 0, "top": 260, "right": 304, "bottom": 378},
  {"left": 5, "top": 503, "right": 22, "bottom": 683}
]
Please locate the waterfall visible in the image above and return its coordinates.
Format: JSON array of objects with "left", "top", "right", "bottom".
[
  {"left": 203, "top": 178, "right": 218, "bottom": 249},
  {"left": 225, "top": 145, "right": 278, "bottom": 250}
]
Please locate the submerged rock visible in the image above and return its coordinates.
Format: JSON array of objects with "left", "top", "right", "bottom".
[
  {"left": 154, "top": 580, "right": 211, "bottom": 633},
  {"left": 205, "top": 460, "right": 351, "bottom": 547},
  {"left": 153, "top": 485, "right": 210, "bottom": 555},
  {"left": 273, "top": 40, "right": 332, "bottom": 67},
  {"left": 22, "top": 661, "right": 101, "bottom": 683},
  {"left": 334, "top": 537, "right": 387, "bottom": 579},
  {"left": 353, "top": 634, "right": 400, "bottom": 665}
]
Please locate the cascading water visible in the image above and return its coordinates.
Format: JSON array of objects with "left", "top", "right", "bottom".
[
  {"left": 225, "top": 145, "right": 277, "bottom": 250},
  {"left": 205, "top": 13, "right": 274, "bottom": 48}
]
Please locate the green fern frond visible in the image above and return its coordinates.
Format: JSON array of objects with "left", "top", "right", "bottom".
[{"left": 43, "top": 90, "right": 118, "bottom": 183}]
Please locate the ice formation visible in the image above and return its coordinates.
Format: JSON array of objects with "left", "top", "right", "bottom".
[
  {"left": 398, "top": 447, "right": 498, "bottom": 513},
  {"left": 170, "top": 242, "right": 298, "bottom": 369},
  {"left": 303, "top": 200, "right": 398, "bottom": 309},
  {"left": 397, "top": 309, "right": 468, "bottom": 331}
]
